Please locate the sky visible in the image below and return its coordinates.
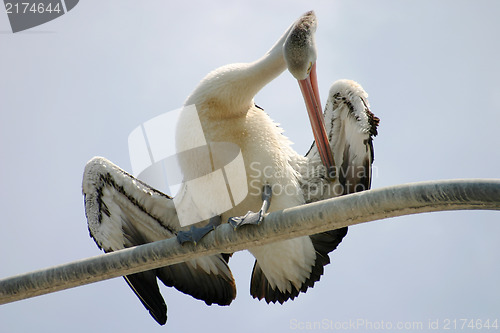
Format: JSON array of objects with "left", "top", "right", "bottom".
[{"left": 1, "top": 1, "right": 500, "bottom": 332}]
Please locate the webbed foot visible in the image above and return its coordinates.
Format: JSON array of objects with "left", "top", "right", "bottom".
[
  {"left": 177, "top": 216, "right": 221, "bottom": 245},
  {"left": 228, "top": 210, "right": 264, "bottom": 229},
  {"left": 228, "top": 184, "right": 272, "bottom": 229}
]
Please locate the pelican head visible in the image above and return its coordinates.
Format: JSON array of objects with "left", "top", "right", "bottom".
[
  {"left": 283, "top": 11, "right": 318, "bottom": 80},
  {"left": 284, "top": 11, "right": 335, "bottom": 178}
]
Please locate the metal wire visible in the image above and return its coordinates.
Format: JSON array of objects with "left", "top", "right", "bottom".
[{"left": 1, "top": 179, "right": 499, "bottom": 305}]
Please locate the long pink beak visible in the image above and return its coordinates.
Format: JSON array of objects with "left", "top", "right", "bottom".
[{"left": 298, "top": 63, "right": 336, "bottom": 178}]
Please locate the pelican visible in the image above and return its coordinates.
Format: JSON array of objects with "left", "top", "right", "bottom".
[{"left": 82, "top": 11, "right": 379, "bottom": 325}]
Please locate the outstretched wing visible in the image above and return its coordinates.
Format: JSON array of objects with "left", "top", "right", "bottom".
[
  {"left": 82, "top": 157, "right": 236, "bottom": 325},
  {"left": 303, "top": 79, "right": 379, "bottom": 202}
]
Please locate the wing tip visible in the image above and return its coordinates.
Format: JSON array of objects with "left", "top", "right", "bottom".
[
  {"left": 124, "top": 272, "right": 168, "bottom": 326},
  {"left": 328, "top": 79, "right": 380, "bottom": 137},
  {"left": 157, "top": 257, "right": 237, "bottom": 307}
]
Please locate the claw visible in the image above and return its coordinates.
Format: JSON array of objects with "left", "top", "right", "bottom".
[
  {"left": 228, "top": 210, "right": 264, "bottom": 229},
  {"left": 228, "top": 185, "right": 272, "bottom": 229}
]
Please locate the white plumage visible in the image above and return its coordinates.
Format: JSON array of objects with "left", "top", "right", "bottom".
[
  {"left": 82, "top": 10, "right": 379, "bottom": 324},
  {"left": 83, "top": 157, "right": 236, "bottom": 325}
]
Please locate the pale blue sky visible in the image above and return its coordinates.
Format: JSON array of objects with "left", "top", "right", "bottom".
[{"left": 1, "top": 1, "right": 500, "bottom": 332}]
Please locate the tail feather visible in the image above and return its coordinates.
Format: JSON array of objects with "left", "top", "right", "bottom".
[{"left": 250, "top": 227, "right": 348, "bottom": 303}]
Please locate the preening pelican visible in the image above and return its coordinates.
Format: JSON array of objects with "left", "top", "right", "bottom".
[{"left": 82, "top": 11, "right": 379, "bottom": 325}]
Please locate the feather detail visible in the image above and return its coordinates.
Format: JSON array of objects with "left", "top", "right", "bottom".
[{"left": 82, "top": 157, "right": 236, "bottom": 325}]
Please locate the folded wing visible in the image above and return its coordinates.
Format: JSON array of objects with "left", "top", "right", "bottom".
[
  {"left": 303, "top": 79, "right": 379, "bottom": 202},
  {"left": 252, "top": 79, "right": 379, "bottom": 304}
]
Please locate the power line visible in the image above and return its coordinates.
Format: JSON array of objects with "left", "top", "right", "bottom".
[{"left": 1, "top": 179, "right": 499, "bottom": 305}]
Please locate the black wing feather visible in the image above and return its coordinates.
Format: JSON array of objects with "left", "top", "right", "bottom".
[{"left": 83, "top": 157, "right": 236, "bottom": 324}]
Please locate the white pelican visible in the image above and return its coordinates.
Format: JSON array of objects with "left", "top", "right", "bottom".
[{"left": 82, "top": 10, "right": 379, "bottom": 325}]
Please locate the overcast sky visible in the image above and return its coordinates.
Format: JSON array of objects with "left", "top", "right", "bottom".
[{"left": 1, "top": 1, "right": 500, "bottom": 332}]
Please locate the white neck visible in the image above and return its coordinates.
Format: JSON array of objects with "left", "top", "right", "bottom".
[{"left": 184, "top": 22, "right": 295, "bottom": 119}]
